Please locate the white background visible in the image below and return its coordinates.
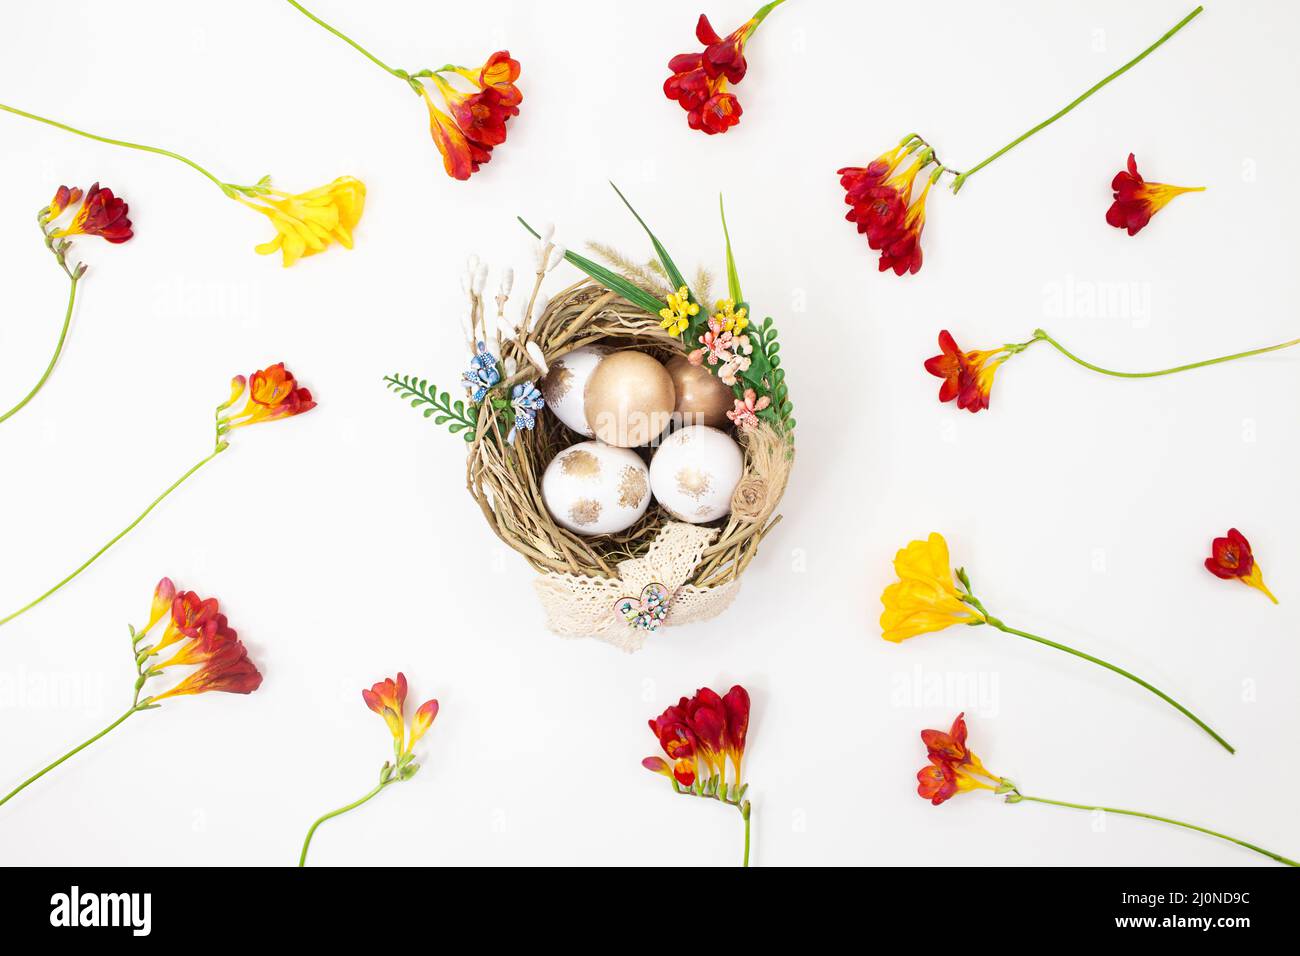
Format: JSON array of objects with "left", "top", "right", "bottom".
[{"left": 1, "top": 0, "right": 1296, "bottom": 867}]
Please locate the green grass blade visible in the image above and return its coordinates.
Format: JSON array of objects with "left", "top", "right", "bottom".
[
  {"left": 608, "top": 183, "right": 690, "bottom": 297},
  {"left": 719, "top": 194, "right": 743, "bottom": 306},
  {"left": 517, "top": 216, "right": 665, "bottom": 314}
]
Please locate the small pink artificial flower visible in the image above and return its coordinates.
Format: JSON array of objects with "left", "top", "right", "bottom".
[{"left": 726, "top": 388, "right": 770, "bottom": 430}]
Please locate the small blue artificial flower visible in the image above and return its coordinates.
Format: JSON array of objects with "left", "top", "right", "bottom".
[
  {"left": 461, "top": 341, "right": 501, "bottom": 402},
  {"left": 506, "top": 381, "right": 545, "bottom": 443}
]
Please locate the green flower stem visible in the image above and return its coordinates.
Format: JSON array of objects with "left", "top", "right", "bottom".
[
  {"left": 744, "top": 0, "right": 787, "bottom": 39},
  {"left": 1031, "top": 328, "right": 1300, "bottom": 379},
  {"left": 673, "top": 783, "right": 753, "bottom": 867},
  {"left": 0, "top": 103, "right": 229, "bottom": 194},
  {"left": 0, "top": 443, "right": 229, "bottom": 628},
  {"left": 742, "top": 799, "right": 752, "bottom": 867},
  {"left": 950, "top": 6, "right": 1204, "bottom": 192},
  {"left": 283, "top": 0, "right": 416, "bottom": 88},
  {"left": 0, "top": 276, "right": 78, "bottom": 425},
  {"left": 0, "top": 704, "right": 145, "bottom": 809},
  {"left": 1011, "top": 794, "right": 1298, "bottom": 866},
  {"left": 298, "top": 780, "right": 393, "bottom": 866},
  {"left": 985, "top": 617, "right": 1234, "bottom": 755}
]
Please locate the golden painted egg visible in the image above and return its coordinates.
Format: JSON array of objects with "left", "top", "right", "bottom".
[
  {"left": 648, "top": 425, "right": 743, "bottom": 524},
  {"left": 583, "top": 350, "right": 676, "bottom": 447},
  {"left": 540, "top": 344, "right": 610, "bottom": 437},
  {"left": 665, "top": 354, "right": 734, "bottom": 429},
  {"left": 541, "top": 440, "right": 652, "bottom": 536}
]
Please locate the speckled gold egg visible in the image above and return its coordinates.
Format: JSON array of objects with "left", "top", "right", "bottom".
[
  {"left": 541, "top": 440, "right": 652, "bottom": 536},
  {"left": 540, "top": 345, "right": 610, "bottom": 437},
  {"left": 665, "top": 355, "right": 734, "bottom": 429},
  {"left": 583, "top": 350, "right": 676, "bottom": 447},
  {"left": 648, "top": 425, "right": 743, "bottom": 524}
]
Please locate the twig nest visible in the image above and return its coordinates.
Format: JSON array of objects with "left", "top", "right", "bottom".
[{"left": 583, "top": 350, "right": 676, "bottom": 447}]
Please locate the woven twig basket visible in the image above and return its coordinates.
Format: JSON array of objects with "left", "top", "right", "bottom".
[{"left": 465, "top": 279, "right": 789, "bottom": 590}]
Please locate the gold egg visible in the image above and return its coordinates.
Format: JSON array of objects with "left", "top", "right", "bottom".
[
  {"left": 584, "top": 350, "right": 676, "bottom": 447},
  {"left": 665, "top": 355, "right": 735, "bottom": 429}
]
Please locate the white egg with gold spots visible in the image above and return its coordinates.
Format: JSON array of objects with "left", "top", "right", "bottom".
[
  {"left": 540, "top": 345, "right": 610, "bottom": 437},
  {"left": 649, "top": 425, "right": 743, "bottom": 524},
  {"left": 541, "top": 440, "right": 651, "bottom": 536}
]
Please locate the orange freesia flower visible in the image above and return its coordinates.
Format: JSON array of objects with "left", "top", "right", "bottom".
[
  {"left": 420, "top": 52, "right": 522, "bottom": 180},
  {"left": 363, "top": 673, "right": 408, "bottom": 746},
  {"left": 1205, "top": 528, "right": 1277, "bottom": 604},
  {"left": 916, "top": 712, "right": 1002, "bottom": 805},
  {"left": 663, "top": 4, "right": 784, "bottom": 135},
  {"left": 219, "top": 362, "right": 316, "bottom": 433},
  {"left": 924, "top": 330, "right": 1008, "bottom": 413},
  {"left": 451, "top": 50, "right": 523, "bottom": 108},
  {"left": 1106, "top": 153, "right": 1204, "bottom": 236},
  {"left": 153, "top": 589, "right": 220, "bottom": 654},
  {"left": 880, "top": 533, "right": 982, "bottom": 642},
  {"left": 363, "top": 672, "right": 439, "bottom": 759},
  {"left": 49, "top": 182, "right": 133, "bottom": 243}
]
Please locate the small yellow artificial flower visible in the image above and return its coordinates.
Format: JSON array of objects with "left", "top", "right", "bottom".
[
  {"left": 880, "top": 533, "right": 982, "bottom": 642},
  {"left": 240, "top": 176, "right": 367, "bottom": 267},
  {"left": 658, "top": 285, "right": 699, "bottom": 337},
  {"left": 713, "top": 298, "right": 749, "bottom": 334}
]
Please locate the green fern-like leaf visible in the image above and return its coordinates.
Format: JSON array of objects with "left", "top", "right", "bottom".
[{"left": 384, "top": 373, "right": 478, "bottom": 442}]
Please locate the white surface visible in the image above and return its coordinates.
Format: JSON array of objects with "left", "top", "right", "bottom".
[{"left": 0, "top": 0, "right": 1296, "bottom": 867}]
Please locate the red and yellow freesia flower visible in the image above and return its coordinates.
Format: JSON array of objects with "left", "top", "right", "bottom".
[
  {"left": 218, "top": 362, "right": 317, "bottom": 434},
  {"left": 298, "top": 670, "right": 441, "bottom": 865},
  {"left": 419, "top": 52, "right": 522, "bottom": 181},
  {"left": 1205, "top": 528, "right": 1277, "bottom": 604},
  {"left": 838, "top": 139, "right": 937, "bottom": 276},
  {"left": 643, "top": 684, "right": 754, "bottom": 865},
  {"left": 924, "top": 330, "right": 1012, "bottom": 413},
  {"left": 916, "top": 712, "right": 1005, "bottom": 806},
  {"left": 1106, "top": 153, "right": 1204, "bottom": 236},
  {"left": 663, "top": 3, "right": 785, "bottom": 135},
  {"left": 49, "top": 182, "right": 133, "bottom": 244},
  {"left": 0, "top": 576, "right": 263, "bottom": 810}
]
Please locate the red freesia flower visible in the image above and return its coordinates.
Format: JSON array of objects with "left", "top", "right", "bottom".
[
  {"left": 924, "top": 330, "right": 1006, "bottom": 413},
  {"left": 50, "top": 182, "right": 133, "bottom": 244},
  {"left": 838, "top": 145, "right": 933, "bottom": 276},
  {"left": 915, "top": 712, "right": 1001, "bottom": 806},
  {"left": 1106, "top": 153, "right": 1204, "bottom": 236},
  {"left": 664, "top": 7, "right": 782, "bottom": 134},
  {"left": 644, "top": 685, "right": 751, "bottom": 789},
  {"left": 420, "top": 52, "right": 522, "bottom": 180},
  {"left": 1205, "top": 528, "right": 1277, "bottom": 604}
]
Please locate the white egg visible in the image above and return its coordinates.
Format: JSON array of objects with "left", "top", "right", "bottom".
[
  {"left": 540, "top": 345, "right": 610, "bottom": 437},
  {"left": 542, "top": 440, "right": 651, "bottom": 536},
  {"left": 649, "top": 425, "right": 743, "bottom": 524}
]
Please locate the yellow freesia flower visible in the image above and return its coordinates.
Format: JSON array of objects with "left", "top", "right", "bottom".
[
  {"left": 658, "top": 286, "right": 699, "bottom": 337},
  {"left": 880, "top": 532, "right": 982, "bottom": 642},
  {"left": 241, "top": 176, "right": 367, "bottom": 267}
]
